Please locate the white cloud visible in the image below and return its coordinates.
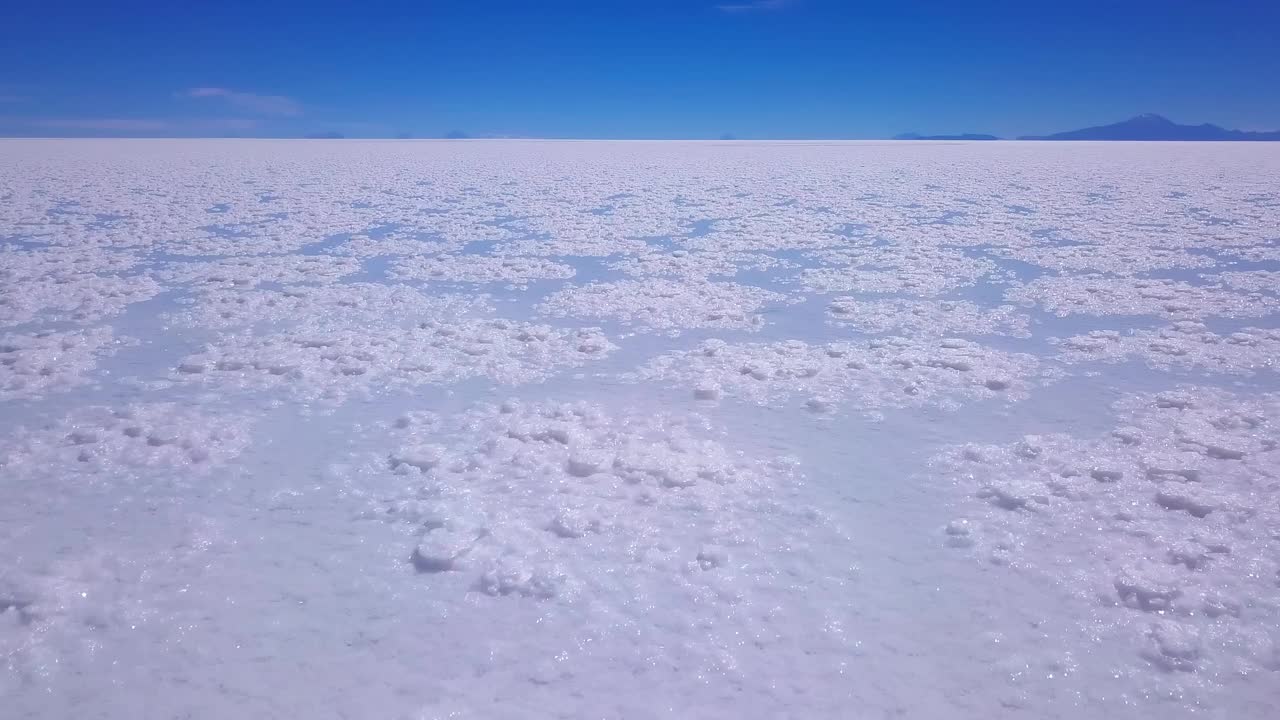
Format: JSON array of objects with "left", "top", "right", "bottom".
[
  {"left": 32, "top": 117, "right": 174, "bottom": 131},
  {"left": 182, "top": 87, "right": 302, "bottom": 116},
  {"left": 16, "top": 116, "right": 260, "bottom": 134},
  {"left": 716, "top": 0, "right": 793, "bottom": 12}
]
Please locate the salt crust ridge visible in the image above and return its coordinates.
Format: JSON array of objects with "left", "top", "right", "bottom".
[
  {"left": 935, "top": 386, "right": 1280, "bottom": 677},
  {"left": 1055, "top": 323, "right": 1280, "bottom": 374},
  {"left": 540, "top": 278, "right": 793, "bottom": 333},
  {"left": 638, "top": 336, "right": 1047, "bottom": 413},
  {"left": 174, "top": 318, "right": 616, "bottom": 403},
  {"left": 1, "top": 327, "right": 131, "bottom": 401}
]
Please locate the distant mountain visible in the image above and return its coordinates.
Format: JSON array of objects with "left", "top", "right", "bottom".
[
  {"left": 303, "top": 131, "right": 345, "bottom": 139},
  {"left": 892, "top": 132, "right": 1000, "bottom": 141},
  {"left": 1020, "top": 114, "right": 1280, "bottom": 141}
]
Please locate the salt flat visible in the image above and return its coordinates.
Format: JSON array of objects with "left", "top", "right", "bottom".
[{"left": 1, "top": 139, "right": 1277, "bottom": 718}]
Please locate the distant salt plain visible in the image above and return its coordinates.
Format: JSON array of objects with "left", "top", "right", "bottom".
[{"left": 1, "top": 139, "right": 1277, "bottom": 719}]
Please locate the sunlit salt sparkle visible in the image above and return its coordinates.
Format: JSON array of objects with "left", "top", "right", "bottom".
[
  {"left": 1, "top": 138, "right": 1278, "bottom": 719},
  {"left": 540, "top": 277, "right": 795, "bottom": 333},
  {"left": 387, "top": 253, "right": 577, "bottom": 285},
  {"left": 826, "top": 298, "right": 1032, "bottom": 337},
  {"left": 0, "top": 402, "right": 253, "bottom": 475},
  {"left": 931, "top": 386, "right": 1280, "bottom": 678},
  {"left": 172, "top": 317, "right": 616, "bottom": 403},
  {"left": 1053, "top": 322, "right": 1280, "bottom": 374},
  {"left": 637, "top": 336, "right": 1050, "bottom": 416},
  {"left": 156, "top": 254, "right": 364, "bottom": 289},
  {"left": 0, "top": 327, "right": 132, "bottom": 401},
  {"left": 1005, "top": 274, "right": 1278, "bottom": 319}
]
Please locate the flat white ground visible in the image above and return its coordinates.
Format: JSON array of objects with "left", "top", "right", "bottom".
[{"left": 1, "top": 139, "right": 1277, "bottom": 718}]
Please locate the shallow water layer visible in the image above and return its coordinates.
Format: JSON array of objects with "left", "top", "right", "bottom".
[{"left": 1, "top": 139, "right": 1278, "bottom": 719}]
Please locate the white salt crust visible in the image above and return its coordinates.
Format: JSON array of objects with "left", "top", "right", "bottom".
[
  {"left": 539, "top": 278, "right": 793, "bottom": 333},
  {"left": 827, "top": 297, "right": 1032, "bottom": 337},
  {"left": 1054, "top": 322, "right": 1280, "bottom": 374},
  {"left": 934, "top": 386, "right": 1279, "bottom": 678},
  {"left": 0, "top": 327, "right": 131, "bottom": 401},
  {"left": 388, "top": 254, "right": 576, "bottom": 285},
  {"left": 638, "top": 336, "right": 1048, "bottom": 413},
  {"left": 174, "top": 318, "right": 616, "bottom": 403},
  {"left": 1006, "top": 275, "right": 1277, "bottom": 319}
]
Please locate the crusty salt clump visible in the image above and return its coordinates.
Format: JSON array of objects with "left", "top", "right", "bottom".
[
  {"left": 326, "top": 232, "right": 459, "bottom": 258},
  {"left": 933, "top": 385, "right": 1280, "bottom": 677},
  {"left": 1054, "top": 323, "right": 1280, "bottom": 374},
  {"left": 0, "top": 402, "right": 252, "bottom": 475},
  {"left": 827, "top": 298, "right": 1031, "bottom": 337},
  {"left": 0, "top": 264, "right": 160, "bottom": 326},
  {"left": 157, "top": 254, "right": 363, "bottom": 289},
  {"left": 993, "top": 244, "right": 1216, "bottom": 274},
  {"left": 539, "top": 278, "right": 793, "bottom": 333},
  {"left": 362, "top": 398, "right": 838, "bottom": 616},
  {"left": 608, "top": 249, "right": 792, "bottom": 279},
  {"left": 639, "top": 336, "right": 1043, "bottom": 412},
  {"left": 174, "top": 318, "right": 616, "bottom": 403},
  {"left": 1006, "top": 275, "right": 1276, "bottom": 319},
  {"left": 797, "top": 245, "right": 1000, "bottom": 296},
  {"left": 388, "top": 254, "right": 575, "bottom": 285},
  {"left": 0, "top": 327, "right": 131, "bottom": 401},
  {"left": 165, "top": 283, "right": 490, "bottom": 329},
  {"left": 1203, "top": 269, "right": 1280, "bottom": 294}
]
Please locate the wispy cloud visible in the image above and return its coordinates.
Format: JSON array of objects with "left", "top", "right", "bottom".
[
  {"left": 716, "top": 0, "right": 793, "bottom": 12},
  {"left": 181, "top": 87, "right": 302, "bottom": 116},
  {"left": 12, "top": 116, "right": 260, "bottom": 135},
  {"left": 32, "top": 117, "right": 175, "bottom": 132}
]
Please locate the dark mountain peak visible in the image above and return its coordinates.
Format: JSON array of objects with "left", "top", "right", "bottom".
[
  {"left": 1019, "top": 115, "right": 1280, "bottom": 141},
  {"left": 892, "top": 132, "right": 1000, "bottom": 141}
]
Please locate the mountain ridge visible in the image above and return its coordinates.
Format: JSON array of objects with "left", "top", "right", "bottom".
[
  {"left": 890, "top": 115, "right": 1280, "bottom": 142},
  {"left": 892, "top": 132, "right": 1000, "bottom": 141},
  {"left": 1019, "top": 114, "right": 1280, "bottom": 141}
]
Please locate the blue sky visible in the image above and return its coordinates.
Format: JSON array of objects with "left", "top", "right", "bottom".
[{"left": 2, "top": 0, "right": 1278, "bottom": 138}]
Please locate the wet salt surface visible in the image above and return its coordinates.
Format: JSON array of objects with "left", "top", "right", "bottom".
[{"left": 1, "top": 139, "right": 1278, "bottom": 718}]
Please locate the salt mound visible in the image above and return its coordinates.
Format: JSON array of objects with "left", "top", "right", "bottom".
[
  {"left": 1006, "top": 275, "right": 1276, "bottom": 319},
  {"left": 608, "top": 249, "right": 792, "bottom": 279},
  {"left": 0, "top": 273, "right": 160, "bottom": 327},
  {"left": 0, "top": 246, "right": 141, "bottom": 278},
  {"left": 933, "top": 385, "right": 1280, "bottom": 678},
  {"left": 797, "top": 245, "right": 1000, "bottom": 296},
  {"left": 827, "top": 298, "right": 1031, "bottom": 337},
  {"left": 1055, "top": 323, "right": 1280, "bottom": 375},
  {"left": 993, "top": 244, "right": 1216, "bottom": 274},
  {"left": 639, "top": 336, "right": 1045, "bottom": 412},
  {"left": 157, "top": 254, "right": 363, "bottom": 289},
  {"left": 165, "top": 283, "right": 490, "bottom": 329},
  {"left": 539, "top": 278, "right": 793, "bottom": 333},
  {"left": 174, "top": 318, "right": 616, "bottom": 403},
  {"left": 798, "top": 266, "right": 982, "bottom": 296},
  {"left": 1225, "top": 245, "right": 1280, "bottom": 263},
  {"left": 327, "top": 232, "right": 459, "bottom": 258},
  {"left": 1204, "top": 270, "right": 1280, "bottom": 294},
  {"left": 0, "top": 327, "right": 131, "bottom": 401},
  {"left": 491, "top": 234, "right": 651, "bottom": 258},
  {"left": 388, "top": 254, "right": 575, "bottom": 285},
  {"left": 348, "top": 399, "right": 851, "bottom": 680},
  {"left": 0, "top": 402, "right": 252, "bottom": 475}
]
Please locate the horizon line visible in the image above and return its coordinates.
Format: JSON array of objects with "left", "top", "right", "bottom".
[{"left": 4, "top": 136, "right": 1280, "bottom": 143}]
